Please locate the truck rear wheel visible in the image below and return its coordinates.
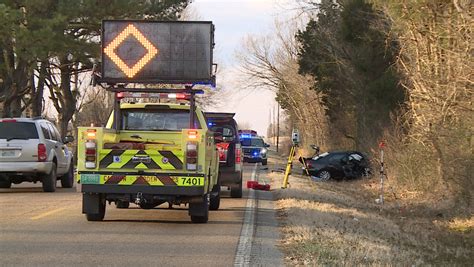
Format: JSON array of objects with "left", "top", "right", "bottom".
[
  {"left": 83, "top": 193, "right": 106, "bottom": 221},
  {"left": 230, "top": 181, "right": 242, "bottom": 198},
  {"left": 189, "top": 195, "right": 209, "bottom": 223}
]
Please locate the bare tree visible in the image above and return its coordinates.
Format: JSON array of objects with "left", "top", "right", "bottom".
[
  {"left": 378, "top": 0, "right": 473, "bottom": 203},
  {"left": 236, "top": 19, "right": 329, "bottom": 153}
]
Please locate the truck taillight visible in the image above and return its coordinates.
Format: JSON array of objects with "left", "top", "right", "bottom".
[
  {"left": 235, "top": 144, "right": 242, "bottom": 172},
  {"left": 186, "top": 142, "right": 198, "bottom": 171},
  {"left": 38, "top": 144, "right": 47, "bottom": 162},
  {"left": 85, "top": 141, "right": 97, "bottom": 169},
  {"left": 235, "top": 145, "right": 242, "bottom": 164}
]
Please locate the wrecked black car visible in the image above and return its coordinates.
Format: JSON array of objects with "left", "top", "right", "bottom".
[{"left": 299, "top": 151, "right": 371, "bottom": 181}]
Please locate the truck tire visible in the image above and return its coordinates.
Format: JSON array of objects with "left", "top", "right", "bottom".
[
  {"left": 42, "top": 163, "right": 57, "bottom": 192},
  {"left": 60, "top": 163, "right": 74, "bottom": 188},
  {"left": 190, "top": 195, "right": 209, "bottom": 223},
  {"left": 0, "top": 180, "right": 11, "bottom": 188},
  {"left": 230, "top": 181, "right": 242, "bottom": 198},
  {"left": 115, "top": 200, "right": 130, "bottom": 209},
  {"left": 84, "top": 194, "right": 106, "bottom": 221},
  {"left": 209, "top": 182, "right": 221, "bottom": 211},
  {"left": 262, "top": 159, "right": 268, "bottom": 166}
]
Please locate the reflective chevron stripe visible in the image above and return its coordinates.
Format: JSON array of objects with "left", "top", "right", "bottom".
[
  {"left": 99, "top": 174, "right": 205, "bottom": 186},
  {"left": 99, "top": 149, "right": 184, "bottom": 170}
]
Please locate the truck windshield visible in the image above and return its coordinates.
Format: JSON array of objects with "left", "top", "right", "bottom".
[
  {"left": 121, "top": 109, "right": 200, "bottom": 131},
  {"left": 241, "top": 138, "right": 264, "bottom": 147}
]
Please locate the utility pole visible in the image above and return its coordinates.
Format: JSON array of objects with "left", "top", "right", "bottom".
[
  {"left": 272, "top": 106, "right": 276, "bottom": 146},
  {"left": 276, "top": 104, "right": 280, "bottom": 153}
]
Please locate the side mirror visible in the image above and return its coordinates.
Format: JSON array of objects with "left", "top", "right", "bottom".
[
  {"left": 265, "top": 143, "right": 270, "bottom": 148},
  {"left": 63, "top": 135, "right": 74, "bottom": 144}
]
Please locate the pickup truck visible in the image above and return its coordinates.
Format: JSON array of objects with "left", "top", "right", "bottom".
[
  {"left": 205, "top": 112, "right": 243, "bottom": 198},
  {"left": 77, "top": 101, "right": 220, "bottom": 223}
]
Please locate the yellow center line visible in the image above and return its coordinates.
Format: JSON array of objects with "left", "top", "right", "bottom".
[{"left": 30, "top": 207, "right": 67, "bottom": 220}]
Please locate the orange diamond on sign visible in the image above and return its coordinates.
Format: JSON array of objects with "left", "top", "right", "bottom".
[{"left": 103, "top": 24, "right": 158, "bottom": 78}]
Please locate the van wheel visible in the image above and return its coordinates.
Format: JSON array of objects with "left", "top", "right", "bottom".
[
  {"left": 42, "top": 163, "right": 57, "bottom": 192},
  {"left": 262, "top": 159, "right": 268, "bottom": 165},
  {"left": 60, "top": 163, "right": 74, "bottom": 188},
  {"left": 209, "top": 182, "right": 221, "bottom": 211}
]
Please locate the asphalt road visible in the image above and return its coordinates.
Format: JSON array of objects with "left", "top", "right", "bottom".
[{"left": 0, "top": 163, "right": 283, "bottom": 267}]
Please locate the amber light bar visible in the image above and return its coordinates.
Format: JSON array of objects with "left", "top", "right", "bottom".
[{"left": 116, "top": 92, "right": 190, "bottom": 100}]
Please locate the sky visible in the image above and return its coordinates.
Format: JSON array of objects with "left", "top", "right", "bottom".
[{"left": 188, "top": 0, "right": 302, "bottom": 136}]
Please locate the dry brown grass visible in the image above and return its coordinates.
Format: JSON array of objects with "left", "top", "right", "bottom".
[{"left": 266, "top": 156, "right": 474, "bottom": 266}]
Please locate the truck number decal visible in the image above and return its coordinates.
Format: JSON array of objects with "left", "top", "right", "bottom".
[{"left": 179, "top": 177, "right": 203, "bottom": 186}]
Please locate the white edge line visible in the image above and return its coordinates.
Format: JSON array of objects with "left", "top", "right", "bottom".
[{"left": 234, "top": 163, "right": 258, "bottom": 267}]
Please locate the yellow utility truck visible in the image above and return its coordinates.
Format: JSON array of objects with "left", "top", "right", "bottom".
[{"left": 77, "top": 20, "right": 219, "bottom": 223}]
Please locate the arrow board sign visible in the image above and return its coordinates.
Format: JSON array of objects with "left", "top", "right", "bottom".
[{"left": 101, "top": 20, "right": 214, "bottom": 84}]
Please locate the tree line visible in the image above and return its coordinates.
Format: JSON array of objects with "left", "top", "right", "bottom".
[
  {"left": 241, "top": 0, "right": 472, "bottom": 206},
  {"left": 0, "top": 0, "right": 189, "bottom": 137}
]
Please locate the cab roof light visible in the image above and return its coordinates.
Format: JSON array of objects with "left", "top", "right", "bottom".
[
  {"left": 1, "top": 119, "right": 17, "bottom": 123},
  {"left": 188, "top": 130, "right": 198, "bottom": 139},
  {"left": 86, "top": 129, "right": 97, "bottom": 139},
  {"left": 117, "top": 92, "right": 190, "bottom": 100}
]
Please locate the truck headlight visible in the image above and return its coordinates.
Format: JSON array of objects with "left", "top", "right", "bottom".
[{"left": 260, "top": 148, "right": 267, "bottom": 155}]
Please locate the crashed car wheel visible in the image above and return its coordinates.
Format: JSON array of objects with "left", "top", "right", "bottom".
[
  {"left": 316, "top": 170, "right": 331, "bottom": 181},
  {"left": 363, "top": 167, "right": 371, "bottom": 177}
]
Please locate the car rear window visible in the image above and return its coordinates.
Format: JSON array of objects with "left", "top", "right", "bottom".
[{"left": 0, "top": 122, "right": 39, "bottom": 140}]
